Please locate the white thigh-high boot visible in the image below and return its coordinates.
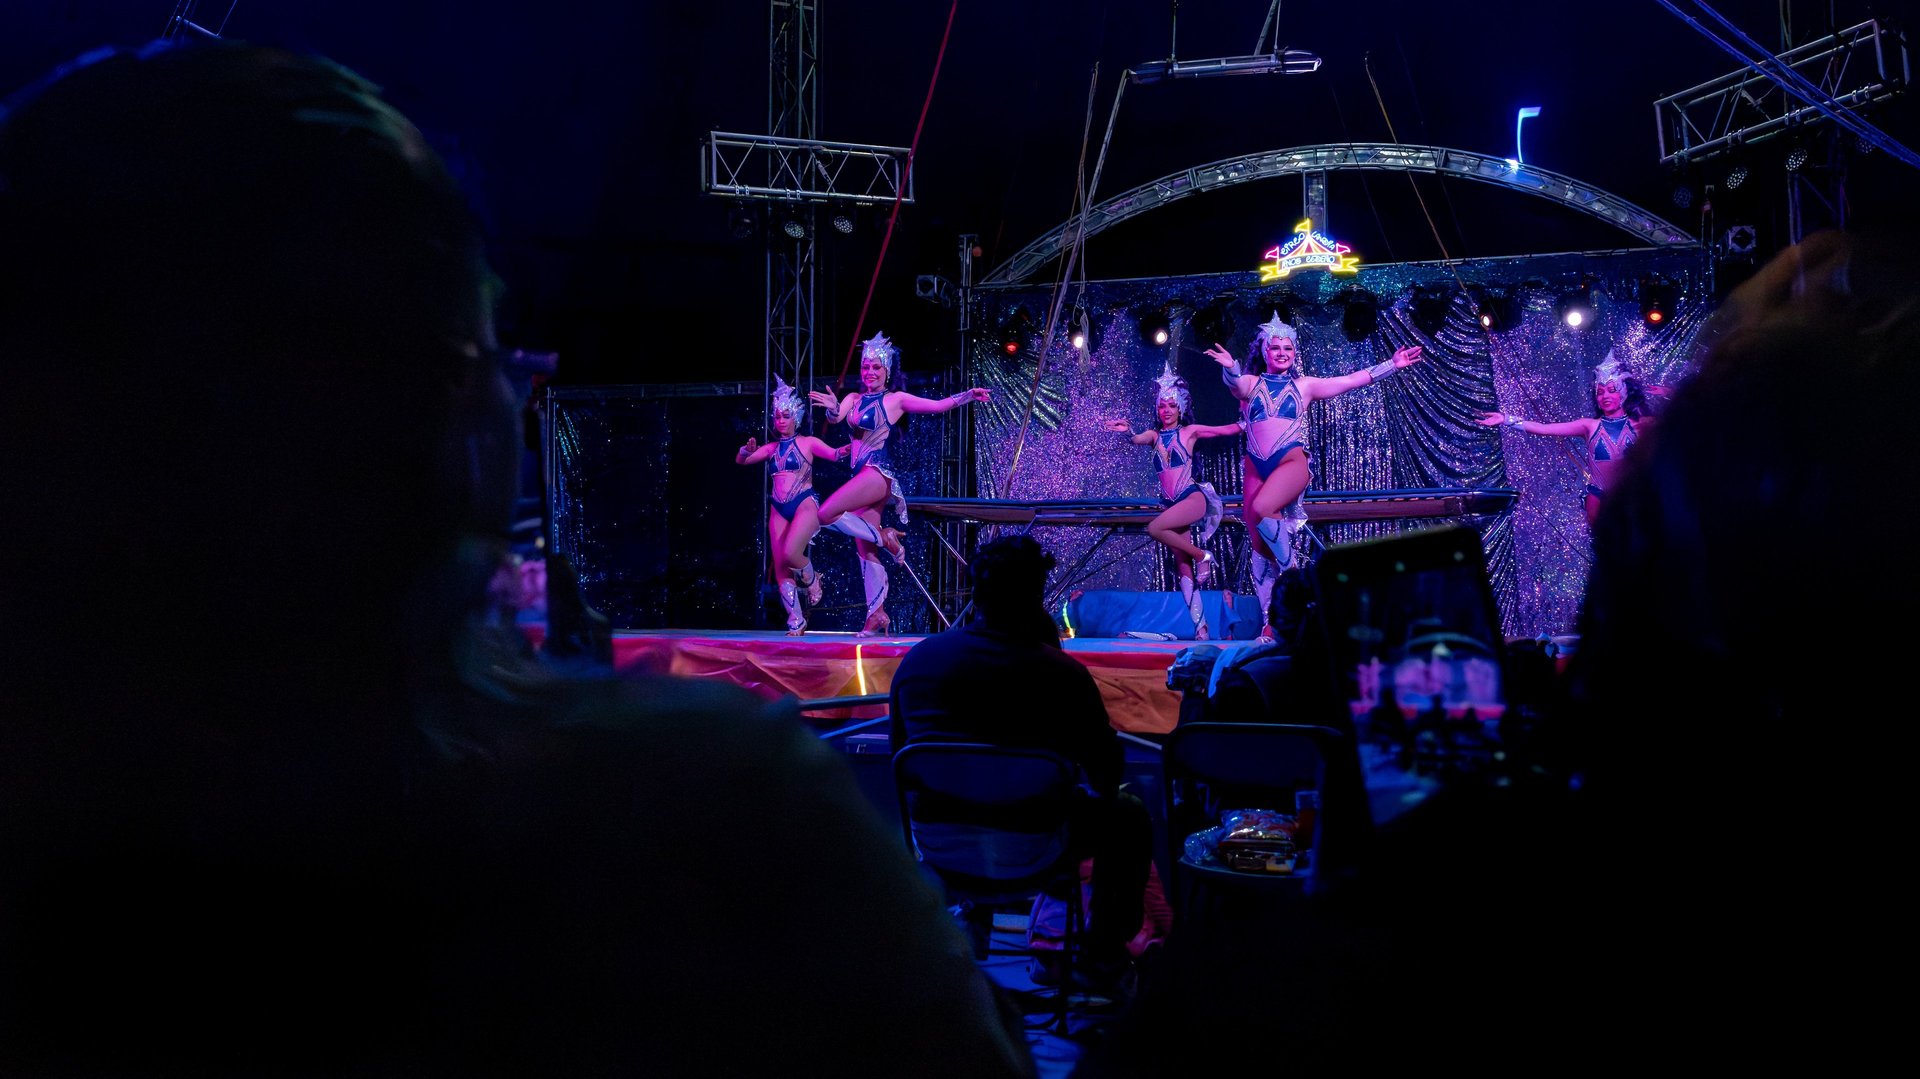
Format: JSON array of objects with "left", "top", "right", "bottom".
[
  {"left": 1179, "top": 575, "right": 1209, "bottom": 640},
  {"left": 856, "top": 556, "right": 891, "bottom": 636},
  {"left": 778, "top": 579, "right": 806, "bottom": 634},
  {"left": 1255, "top": 516, "right": 1293, "bottom": 574},
  {"left": 829, "top": 516, "right": 904, "bottom": 561},
  {"left": 1250, "top": 550, "right": 1279, "bottom": 642}
]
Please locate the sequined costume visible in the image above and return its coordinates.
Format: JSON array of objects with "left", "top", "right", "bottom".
[
  {"left": 768, "top": 436, "right": 819, "bottom": 521},
  {"left": 846, "top": 390, "right": 911, "bottom": 524},
  {"left": 1584, "top": 416, "right": 1639, "bottom": 498}
]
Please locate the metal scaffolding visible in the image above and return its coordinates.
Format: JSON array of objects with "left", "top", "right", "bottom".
[
  {"left": 1653, "top": 19, "right": 1909, "bottom": 167},
  {"left": 698, "top": 2, "right": 921, "bottom": 627}
]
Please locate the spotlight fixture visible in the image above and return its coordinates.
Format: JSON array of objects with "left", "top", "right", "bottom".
[
  {"left": 1671, "top": 184, "right": 1693, "bottom": 210},
  {"left": 728, "top": 205, "right": 757, "bottom": 239},
  {"left": 1409, "top": 286, "right": 1452, "bottom": 337},
  {"left": 914, "top": 274, "right": 955, "bottom": 308},
  {"left": 1260, "top": 291, "right": 1300, "bottom": 330},
  {"left": 1338, "top": 289, "right": 1379, "bottom": 342},
  {"left": 1725, "top": 164, "right": 1749, "bottom": 190},
  {"left": 1784, "top": 144, "right": 1810, "bottom": 172},
  {"left": 1137, "top": 307, "right": 1172, "bottom": 347},
  {"left": 1639, "top": 276, "right": 1678, "bottom": 326},
  {"left": 1473, "top": 287, "right": 1523, "bottom": 332},
  {"left": 1188, "top": 299, "right": 1236, "bottom": 350},
  {"left": 1555, "top": 286, "right": 1599, "bottom": 329},
  {"left": 781, "top": 215, "right": 808, "bottom": 239},
  {"left": 830, "top": 211, "right": 856, "bottom": 234},
  {"left": 998, "top": 307, "right": 1035, "bottom": 357}
]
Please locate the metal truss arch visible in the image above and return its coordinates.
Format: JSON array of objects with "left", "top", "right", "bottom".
[{"left": 983, "top": 143, "right": 1696, "bottom": 285}]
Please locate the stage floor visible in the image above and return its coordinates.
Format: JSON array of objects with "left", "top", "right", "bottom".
[{"left": 590, "top": 628, "right": 1222, "bottom": 734}]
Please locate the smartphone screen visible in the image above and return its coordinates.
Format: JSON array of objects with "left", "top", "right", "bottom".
[{"left": 1312, "top": 525, "right": 1509, "bottom": 805}]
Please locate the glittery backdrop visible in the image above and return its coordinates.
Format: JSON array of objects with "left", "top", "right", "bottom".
[
  {"left": 971, "top": 248, "right": 1710, "bottom": 637},
  {"left": 547, "top": 385, "right": 942, "bottom": 632}
]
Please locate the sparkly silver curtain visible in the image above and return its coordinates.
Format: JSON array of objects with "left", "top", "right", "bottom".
[{"left": 970, "top": 248, "right": 1711, "bottom": 637}]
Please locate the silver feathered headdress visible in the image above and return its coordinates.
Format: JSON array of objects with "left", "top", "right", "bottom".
[
  {"left": 1249, "top": 310, "right": 1300, "bottom": 372},
  {"left": 1153, "top": 359, "right": 1190, "bottom": 417},
  {"left": 1593, "top": 349, "right": 1629, "bottom": 391},
  {"left": 1253, "top": 310, "right": 1299, "bottom": 349},
  {"left": 771, "top": 375, "right": 805, "bottom": 421},
  {"left": 860, "top": 331, "right": 898, "bottom": 376}
]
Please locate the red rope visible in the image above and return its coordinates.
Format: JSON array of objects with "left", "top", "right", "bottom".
[{"left": 835, "top": 0, "right": 959, "bottom": 388}]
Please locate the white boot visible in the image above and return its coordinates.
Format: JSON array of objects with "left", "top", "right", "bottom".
[
  {"left": 1256, "top": 516, "right": 1293, "bottom": 572},
  {"left": 1179, "top": 575, "right": 1209, "bottom": 641},
  {"left": 856, "top": 557, "right": 891, "bottom": 637},
  {"left": 1250, "top": 550, "right": 1279, "bottom": 643},
  {"left": 779, "top": 579, "right": 806, "bottom": 635},
  {"left": 832, "top": 515, "right": 906, "bottom": 562}
]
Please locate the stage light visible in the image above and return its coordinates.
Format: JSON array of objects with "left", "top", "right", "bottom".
[
  {"left": 1409, "top": 286, "right": 1452, "bottom": 337},
  {"left": 1137, "top": 307, "right": 1171, "bottom": 347},
  {"left": 1672, "top": 184, "right": 1693, "bottom": 209},
  {"left": 1260, "top": 291, "right": 1300, "bottom": 329},
  {"left": 998, "top": 307, "right": 1035, "bottom": 357},
  {"left": 728, "top": 205, "right": 756, "bottom": 239},
  {"left": 1639, "top": 275, "right": 1677, "bottom": 326},
  {"left": 1555, "top": 286, "right": 1598, "bottom": 329},
  {"left": 1473, "top": 287, "right": 1523, "bottom": 332},
  {"left": 830, "top": 211, "right": 855, "bottom": 234},
  {"left": 1188, "top": 299, "right": 1235, "bottom": 350},
  {"left": 1784, "top": 144, "right": 1809, "bottom": 172},
  {"left": 1339, "top": 289, "right": 1379, "bottom": 342},
  {"left": 1725, "top": 164, "right": 1748, "bottom": 190},
  {"left": 781, "top": 215, "right": 808, "bottom": 239}
]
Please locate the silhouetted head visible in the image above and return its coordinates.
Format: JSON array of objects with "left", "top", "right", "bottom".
[
  {"left": 0, "top": 41, "right": 511, "bottom": 688},
  {"left": 968, "top": 535, "right": 1056, "bottom": 626}
]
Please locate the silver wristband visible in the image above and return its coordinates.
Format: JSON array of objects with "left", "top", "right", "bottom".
[
  {"left": 1504, "top": 414, "right": 1526, "bottom": 429},
  {"left": 1366, "top": 359, "right": 1398, "bottom": 383}
]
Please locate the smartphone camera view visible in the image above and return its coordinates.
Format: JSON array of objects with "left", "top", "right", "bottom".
[{"left": 1315, "top": 526, "right": 1509, "bottom": 796}]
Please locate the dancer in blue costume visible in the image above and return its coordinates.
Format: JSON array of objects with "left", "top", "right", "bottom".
[
  {"left": 735, "top": 377, "right": 847, "bottom": 634},
  {"left": 1107, "top": 362, "right": 1242, "bottom": 639},
  {"left": 1480, "top": 351, "right": 1664, "bottom": 527},
  {"left": 1208, "top": 313, "right": 1423, "bottom": 641},
  {"left": 795, "top": 332, "right": 993, "bottom": 637}
]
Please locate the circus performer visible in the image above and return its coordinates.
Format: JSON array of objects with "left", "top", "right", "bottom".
[
  {"left": 735, "top": 377, "right": 848, "bottom": 634},
  {"left": 796, "top": 332, "right": 993, "bottom": 637},
  {"left": 1478, "top": 351, "right": 1663, "bottom": 527},
  {"left": 1208, "top": 313, "right": 1423, "bottom": 641},
  {"left": 1107, "top": 363, "right": 1241, "bottom": 639}
]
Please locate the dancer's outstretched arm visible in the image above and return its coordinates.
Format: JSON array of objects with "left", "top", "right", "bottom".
[
  {"left": 735, "top": 437, "right": 778, "bottom": 465},
  {"left": 808, "top": 389, "right": 858, "bottom": 424},
  {"left": 1205, "top": 343, "right": 1256, "bottom": 399},
  {"left": 796, "top": 435, "right": 849, "bottom": 463},
  {"left": 1301, "top": 345, "right": 1423, "bottom": 402},
  {"left": 1476, "top": 412, "right": 1596, "bottom": 438},
  {"left": 892, "top": 386, "right": 992, "bottom": 416},
  {"left": 1184, "top": 423, "right": 1243, "bottom": 441}
]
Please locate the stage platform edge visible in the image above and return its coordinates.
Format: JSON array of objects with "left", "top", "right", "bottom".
[{"left": 530, "top": 628, "right": 1220, "bottom": 735}]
